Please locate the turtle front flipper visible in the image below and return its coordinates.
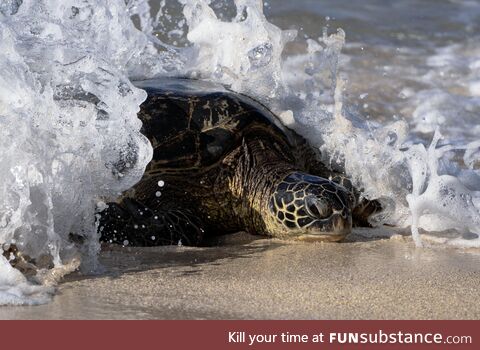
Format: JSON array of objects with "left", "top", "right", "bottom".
[
  {"left": 328, "top": 173, "right": 383, "bottom": 227},
  {"left": 98, "top": 198, "right": 205, "bottom": 246},
  {"left": 352, "top": 198, "right": 383, "bottom": 227}
]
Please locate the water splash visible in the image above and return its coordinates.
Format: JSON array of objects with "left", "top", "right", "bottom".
[
  {"left": 165, "top": 0, "right": 480, "bottom": 245},
  {"left": 406, "top": 130, "right": 480, "bottom": 247},
  {"left": 0, "top": 0, "right": 153, "bottom": 304}
]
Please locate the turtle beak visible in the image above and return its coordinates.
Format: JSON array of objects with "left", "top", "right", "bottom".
[{"left": 296, "top": 212, "right": 352, "bottom": 242}]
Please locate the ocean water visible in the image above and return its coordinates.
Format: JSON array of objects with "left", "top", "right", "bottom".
[{"left": 0, "top": 0, "right": 479, "bottom": 305}]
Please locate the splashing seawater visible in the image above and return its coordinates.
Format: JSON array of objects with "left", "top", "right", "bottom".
[
  {"left": 0, "top": 0, "right": 153, "bottom": 304},
  {"left": 0, "top": 0, "right": 479, "bottom": 305}
]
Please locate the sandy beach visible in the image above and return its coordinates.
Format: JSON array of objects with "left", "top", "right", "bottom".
[{"left": 0, "top": 229, "right": 479, "bottom": 320}]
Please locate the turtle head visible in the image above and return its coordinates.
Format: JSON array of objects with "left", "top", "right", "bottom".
[{"left": 268, "top": 172, "right": 353, "bottom": 241}]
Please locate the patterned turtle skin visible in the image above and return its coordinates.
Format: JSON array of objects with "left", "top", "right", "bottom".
[{"left": 98, "top": 78, "right": 381, "bottom": 246}]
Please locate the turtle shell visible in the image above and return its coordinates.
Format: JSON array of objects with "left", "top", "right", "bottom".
[{"left": 133, "top": 78, "right": 300, "bottom": 172}]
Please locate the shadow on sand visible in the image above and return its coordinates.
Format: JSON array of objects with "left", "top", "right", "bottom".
[
  {"left": 65, "top": 233, "right": 283, "bottom": 283},
  {"left": 64, "top": 228, "right": 395, "bottom": 285}
]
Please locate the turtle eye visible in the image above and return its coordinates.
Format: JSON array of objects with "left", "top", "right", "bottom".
[{"left": 305, "top": 196, "right": 332, "bottom": 219}]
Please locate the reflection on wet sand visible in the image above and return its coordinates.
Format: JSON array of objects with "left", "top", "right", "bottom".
[{"left": 1, "top": 229, "right": 479, "bottom": 319}]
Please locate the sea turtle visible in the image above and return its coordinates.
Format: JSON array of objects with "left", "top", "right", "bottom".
[{"left": 98, "top": 78, "right": 381, "bottom": 246}]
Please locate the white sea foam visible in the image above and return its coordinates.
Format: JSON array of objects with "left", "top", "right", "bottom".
[
  {"left": 0, "top": 0, "right": 479, "bottom": 305},
  {"left": 164, "top": 0, "right": 480, "bottom": 248},
  {"left": 0, "top": 0, "right": 153, "bottom": 304}
]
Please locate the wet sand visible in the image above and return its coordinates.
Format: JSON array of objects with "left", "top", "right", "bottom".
[{"left": 0, "top": 229, "right": 479, "bottom": 319}]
